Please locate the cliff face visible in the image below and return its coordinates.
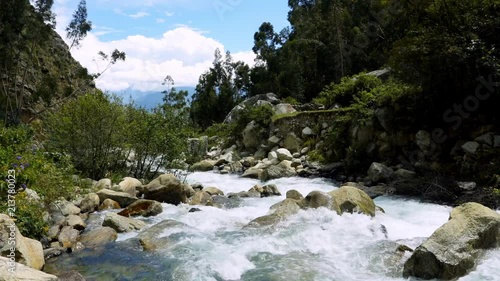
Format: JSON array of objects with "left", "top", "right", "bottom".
[{"left": 0, "top": 1, "right": 94, "bottom": 123}]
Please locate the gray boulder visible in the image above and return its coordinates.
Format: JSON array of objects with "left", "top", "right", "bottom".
[
  {"left": 367, "top": 162, "right": 394, "bottom": 183},
  {"left": 79, "top": 227, "right": 117, "bottom": 248},
  {"left": 143, "top": 174, "right": 191, "bottom": 205},
  {"left": 462, "top": 141, "right": 480, "bottom": 155},
  {"left": 102, "top": 213, "right": 146, "bottom": 233},
  {"left": 403, "top": 202, "right": 500, "bottom": 280},
  {"left": 137, "top": 220, "right": 192, "bottom": 251},
  {"left": 0, "top": 257, "right": 58, "bottom": 281},
  {"left": 96, "top": 189, "right": 137, "bottom": 208},
  {"left": 117, "top": 199, "right": 163, "bottom": 217},
  {"left": 79, "top": 193, "right": 100, "bottom": 213}
]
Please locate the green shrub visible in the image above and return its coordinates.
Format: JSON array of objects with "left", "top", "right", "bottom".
[
  {"left": 228, "top": 104, "right": 275, "bottom": 141},
  {"left": 282, "top": 96, "right": 301, "bottom": 106}
]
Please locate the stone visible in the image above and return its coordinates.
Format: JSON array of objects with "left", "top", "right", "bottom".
[
  {"left": 187, "top": 136, "right": 208, "bottom": 160},
  {"left": 302, "top": 127, "right": 314, "bottom": 138},
  {"left": 494, "top": 135, "right": 500, "bottom": 148},
  {"left": 300, "top": 147, "right": 309, "bottom": 155},
  {"left": 47, "top": 225, "right": 61, "bottom": 241},
  {"left": 189, "top": 191, "right": 213, "bottom": 206},
  {"left": 247, "top": 199, "right": 301, "bottom": 228},
  {"left": 328, "top": 186, "right": 376, "bottom": 217},
  {"left": 143, "top": 174, "right": 191, "bottom": 205},
  {"left": 43, "top": 248, "right": 63, "bottom": 260},
  {"left": 189, "top": 159, "right": 216, "bottom": 172},
  {"left": 241, "top": 167, "right": 266, "bottom": 181},
  {"left": 58, "top": 271, "right": 87, "bottom": 281},
  {"left": 0, "top": 257, "right": 58, "bottom": 281},
  {"left": 283, "top": 133, "right": 302, "bottom": 153},
  {"left": 403, "top": 203, "right": 500, "bottom": 280},
  {"left": 394, "top": 169, "right": 416, "bottom": 180},
  {"left": 189, "top": 208, "right": 202, "bottom": 213},
  {"left": 474, "top": 133, "right": 494, "bottom": 147},
  {"left": 367, "top": 162, "right": 394, "bottom": 183},
  {"left": 375, "top": 107, "right": 393, "bottom": 131},
  {"left": 96, "top": 189, "right": 137, "bottom": 208},
  {"left": 192, "top": 183, "right": 204, "bottom": 191},
  {"left": 79, "top": 193, "right": 100, "bottom": 213},
  {"left": 137, "top": 220, "right": 191, "bottom": 251},
  {"left": 98, "top": 199, "right": 121, "bottom": 210},
  {"left": 78, "top": 227, "right": 117, "bottom": 248},
  {"left": 268, "top": 136, "right": 281, "bottom": 145},
  {"left": 58, "top": 226, "right": 79, "bottom": 249},
  {"left": 261, "top": 184, "right": 281, "bottom": 197},
  {"left": 202, "top": 186, "right": 224, "bottom": 196},
  {"left": 117, "top": 199, "right": 163, "bottom": 217},
  {"left": 94, "top": 178, "right": 112, "bottom": 190},
  {"left": 461, "top": 141, "right": 480, "bottom": 155},
  {"left": 457, "top": 181, "right": 477, "bottom": 191},
  {"left": 253, "top": 148, "right": 267, "bottom": 160},
  {"left": 286, "top": 190, "right": 304, "bottom": 200},
  {"left": 276, "top": 148, "right": 293, "bottom": 161},
  {"left": 242, "top": 121, "right": 264, "bottom": 149},
  {"left": 66, "top": 215, "right": 86, "bottom": 231},
  {"left": 0, "top": 215, "right": 45, "bottom": 270},
  {"left": 273, "top": 103, "right": 296, "bottom": 115},
  {"left": 268, "top": 151, "right": 278, "bottom": 161},
  {"left": 301, "top": 191, "right": 331, "bottom": 209},
  {"left": 118, "top": 177, "right": 142, "bottom": 197},
  {"left": 51, "top": 200, "right": 81, "bottom": 216},
  {"left": 102, "top": 213, "right": 146, "bottom": 233},
  {"left": 416, "top": 130, "right": 432, "bottom": 154},
  {"left": 264, "top": 160, "right": 297, "bottom": 180}
]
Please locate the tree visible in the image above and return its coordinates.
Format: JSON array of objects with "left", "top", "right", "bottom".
[
  {"left": 66, "top": 0, "right": 92, "bottom": 50},
  {"left": 34, "top": 0, "right": 56, "bottom": 28}
]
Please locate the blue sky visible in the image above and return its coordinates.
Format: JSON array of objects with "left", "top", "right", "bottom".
[{"left": 52, "top": 0, "right": 289, "bottom": 93}]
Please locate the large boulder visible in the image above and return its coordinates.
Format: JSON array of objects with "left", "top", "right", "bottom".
[
  {"left": 94, "top": 178, "right": 112, "bottom": 190},
  {"left": 189, "top": 191, "right": 214, "bottom": 206},
  {"left": 301, "top": 191, "right": 331, "bottom": 209},
  {"left": 242, "top": 121, "right": 264, "bottom": 150},
  {"left": 137, "top": 220, "right": 191, "bottom": 251},
  {"left": 273, "top": 103, "right": 296, "bottom": 115},
  {"left": 241, "top": 167, "right": 266, "bottom": 181},
  {"left": 189, "top": 160, "right": 216, "bottom": 172},
  {"left": 66, "top": 215, "right": 86, "bottom": 231},
  {"left": 79, "top": 193, "right": 100, "bottom": 213},
  {"left": 143, "top": 174, "right": 191, "bottom": 205},
  {"left": 264, "top": 160, "right": 297, "bottom": 180},
  {"left": 403, "top": 202, "right": 500, "bottom": 280},
  {"left": 117, "top": 199, "right": 163, "bottom": 217},
  {"left": 276, "top": 148, "right": 293, "bottom": 161},
  {"left": 98, "top": 199, "right": 121, "bottom": 210},
  {"left": 102, "top": 213, "right": 146, "bottom": 233},
  {"left": 50, "top": 200, "right": 81, "bottom": 216},
  {"left": 78, "top": 227, "right": 117, "bottom": 248},
  {"left": 118, "top": 177, "right": 142, "bottom": 197},
  {"left": 328, "top": 186, "right": 376, "bottom": 217},
  {"left": 58, "top": 226, "right": 79, "bottom": 249},
  {"left": 224, "top": 93, "right": 280, "bottom": 124},
  {"left": 202, "top": 187, "right": 224, "bottom": 196},
  {"left": 96, "top": 189, "right": 137, "bottom": 208},
  {"left": 187, "top": 136, "right": 208, "bottom": 160},
  {"left": 367, "top": 162, "right": 394, "bottom": 183},
  {"left": 246, "top": 199, "right": 301, "bottom": 228},
  {"left": 282, "top": 133, "right": 302, "bottom": 153},
  {"left": 0, "top": 214, "right": 45, "bottom": 270},
  {"left": 0, "top": 257, "right": 58, "bottom": 281}
]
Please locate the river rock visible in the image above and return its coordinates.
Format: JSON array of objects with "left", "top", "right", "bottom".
[
  {"left": 261, "top": 184, "right": 281, "bottom": 197},
  {"left": 98, "top": 198, "right": 121, "bottom": 210},
  {"left": 102, "top": 213, "right": 146, "bottom": 233},
  {"left": 265, "top": 160, "right": 297, "bottom": 180},
  {"left": 286, "top": 190, "right": 304, "bottom": 200},
  {"left": 301, "top": 191, "right": 331, "bottom": 209},
  {"left": 137, "top": 220, "right": 191, "bottom": 251},
  {"left": 51, "top": 200, "right": 81, "bottom": 216},
  {"left": 242, "top": 121, "right": 263, "bottom": 149},
  {"left": 461, "top": 141, "right": 480, "bottom": 155},
  {"left": 403, "top": 202, "right": 500, "bottom": 280},
  {"left": 79, "top": 227, "right": 117, "bottom": 248},
  {"left": 66, "top": 215, "right": 86, "bottom": 231},
  {"left": 367, "top": 162, "right": 394, "bottom": 183},
  {"left": 189, "top": 191, "right": 213, "bottom": 206},
  {"left": 118, "top": 199, "right": 163, "bottom": 217},
  {"left": 202, "top": 186, "right": 224, "bottom": 196},
  {"left": 58, "top": 226, "right": 80, "bottom": 249},
  {"left": 273, "top": 103, "right": 296, "bottom": 115},
  {"left": 247, "top": 199, "right": 301, "bottom": 228},
  {"left": 0, "top": 257, "right": 58, "bottom": 281},
  {"left": 241, "top": 167, "right": 266, "bottom": 181},
  {"left": 328, "top": 186, "right": 376, "bottom": 217},
  {"left": 276, "top": 148, "right": 293, "bottom": 161},
  {"left": 143, "top": 174, "right": 190, "bottom": 205},
  {"left": 118, "top": 177, "right": 142, "bottom": 197},
  {"left": 189, "top": 159, "right": 216, "bottom": 172},
  {"left": 79, "top": 193, "right": 100, "bottom": 213},
  {"left": 58, "top": 271, "right": 87, "bottom": 281},
  {"left": 283, "top": 133, "right": 302, "bottom": 153},
  {"left": 0, "top": 214, "right": 45, "bottom": 270},
  {"left": 96, "top": 189, "right": 137, "bottom": 208}
]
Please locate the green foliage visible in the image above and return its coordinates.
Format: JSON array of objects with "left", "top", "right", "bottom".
[
  {"left": 0, "top": 124, "right": 77, "bottom": 238},
  {"left": 316, "top": 74, "right": 382, "bottom": 108},
  {"left": 307, "top": 149, "right": 325, "bottom": 163},
  {"left": 229, "top": 104, "right": 275, "bottom": 138},
  {"left": 66, "top": 0, "right": 92, "bottom": 49},
  {"left": 282, "top": 96, "right": 300, "bottom": 105}
]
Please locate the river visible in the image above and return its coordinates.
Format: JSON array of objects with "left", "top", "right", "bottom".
[{"left": 45, "top": 172, "right": 500, "bottom": 281}]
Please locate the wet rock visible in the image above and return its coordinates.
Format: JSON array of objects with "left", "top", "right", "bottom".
[
  {"left": 143, "top": 174, "right": 191, "bottom": 205},
  {"left": 261, "top": 184, "right": 281, "bottom": 197},
  {"left": 58, "top": 271, "right": 87, "bottom": 281},
  {"left": 202, "top": 186, "right": 224, "bottom": 196},
  {"left": 58, "top": 226, "right": 80, "bottom": 249},
  {"left": 189, "top": 159, "right": 216, "bottom": 172},
  {"left": 118, "top": 177, "right": 142, "bottom": 197},
  {"left": 137, "top": 220, "right": 191, "bottom": 251},
  {"left": 265, "top": 160, "right": 297, "bottom": 180},
  {"left": 403, "top": 202, "right": 500, "bottom": 280},
  {"left": 98, "top": 198, "right": 121, "bottom": 210},
  {"left": 212, "top": 195, "right": 243, "bottom": 209},
  {"left": 189, "top": 191, "right": 213, "bottom": 206},
  {"left": 302, "top": 191, "right": 331, "bottom": 209},
  {"left": 367, "top": 162, "right": 394, "bottom": 183},
  {"left": 78, "top": 227, "right": 117, "bottom": 248},
  {"left": 102, "top": 213, "right": 146, "bottom": 233},
  {"left": 286, "top": 189, "right": 304, "bottom": 200},
  {"left": 96, "top": 189, "right": 137, "bottom": 208},
  {"left": 328, "top": 186, "right": 376, "bottom": 217},
  {"left": 461, "top": 141, "right": 480, "bottom": 155},
  {"left": 241, "top": 167, "right": 266, "bottom": 181},
  {"left": 188, "top": 208, "right": 202, "bottom": 213},
  {"left": 66, "top": 215, "right": 86, "bottom": 231},
  {"left": 118, "top": 199, "right": 163, "bottom": 217},
  {"left": 43, "top": 248, "right": 63, "bottom": 260}
]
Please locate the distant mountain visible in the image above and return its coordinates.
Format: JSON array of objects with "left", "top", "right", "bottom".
[{"left": 117, "top": 87, "right": 195, "bottom": 109}]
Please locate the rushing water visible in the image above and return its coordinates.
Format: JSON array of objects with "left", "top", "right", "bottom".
[{"left": 45, "top": 172, "right": 500, "bottom": 281}]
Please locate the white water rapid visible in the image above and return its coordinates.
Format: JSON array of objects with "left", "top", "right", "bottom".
[{"left": 49, "top": 172, "right": 500, "bottom": 281}]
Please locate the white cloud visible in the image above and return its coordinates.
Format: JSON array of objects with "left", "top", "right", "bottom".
[
  {"left": 129, "top": 11, "right": 150, "bottom": 19},
  {"left": 165, "top": 11, "right": 174, "bottom": 17},
  {"left": 52, "top": 1, "right": 256, "bottom": 93}
]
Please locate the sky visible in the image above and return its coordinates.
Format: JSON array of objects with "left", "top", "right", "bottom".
[{"left": 51, "top": 0, "right": 290, "bottom": 94}]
